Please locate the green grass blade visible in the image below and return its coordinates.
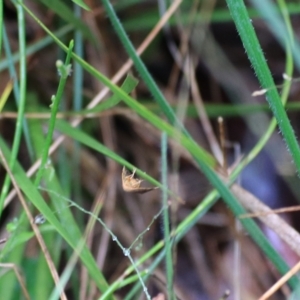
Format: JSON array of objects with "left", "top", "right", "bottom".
[
  {"left": 226, "top": 0, "right": 300, "bottom": 174},
  {"left": 72, "top": 4, "right": 84, "bottom": 233},
  {"left": 161, "top": 132, "right": 174, "bottom": 299},
  {"left": 232, "top": 0, "right": 294, "bottom": 179}
]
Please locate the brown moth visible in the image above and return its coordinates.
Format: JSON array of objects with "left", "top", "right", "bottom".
[{"left": 122, "top": 167, "right": 158, "bottom": 194}]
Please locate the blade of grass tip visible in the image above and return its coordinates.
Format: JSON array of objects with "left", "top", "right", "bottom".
[
  {"left": 34, "top": 40, "right": 74, "bottom": 187},
  {"left": 226, "top": 0, "right": 300, "bottom": 174},
  {"left": 0, "top": 0, "right": 31, "bottom": 216},
  {"left": 161, "top": 132, "right": 174, "bottom": 300}
]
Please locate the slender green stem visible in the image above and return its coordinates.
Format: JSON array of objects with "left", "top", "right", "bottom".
[
  {"left": 161, "top": 132, "right": 174, "bottom": 300},
  {"left": 72, "top": 4, "right": 83, "bottom": 202},
  {"left": 73, "top": 5, "right": 83, "bottom": 113},
  {"left": 2, "top": 25, "right": 34, "bottom": 161},
  {"left": 34, "top": 41, "right": 74, "bottom": 186},
  {"left": 0, "top": 0, "right": 28, "bottom": 215}
]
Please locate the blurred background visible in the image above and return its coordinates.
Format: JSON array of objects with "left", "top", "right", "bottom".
[{"left": 1, "top": 1, "right": 300, "bottom": 299}]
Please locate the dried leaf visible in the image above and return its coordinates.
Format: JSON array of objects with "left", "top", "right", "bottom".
[{"left": 122, "top": 167, "right": 158, "bottom": 194}]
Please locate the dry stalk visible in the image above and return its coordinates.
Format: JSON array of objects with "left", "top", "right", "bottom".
[{"left": 258, "top": 260, "right": 300, "bottom": 300}]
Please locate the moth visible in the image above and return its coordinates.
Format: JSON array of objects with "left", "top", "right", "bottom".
[{"left": 122, "top": 167, "right": 158, "bottom": 194}]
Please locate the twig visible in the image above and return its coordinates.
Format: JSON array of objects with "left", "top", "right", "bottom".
[
  {"left": 231, "top": 182, "right": 300, "bottom": 257},
  {"left": 240, "top": 205, "right": 300, "bottom": 219},
  {"left": 258, "top": 261, "right": 300, "bottom": 300}
]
